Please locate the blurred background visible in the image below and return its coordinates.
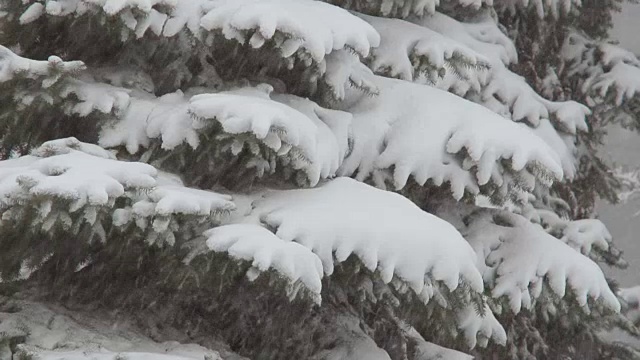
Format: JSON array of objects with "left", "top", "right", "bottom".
[{"left": 600, "top": 2, "right": 640, "bottom": 287}]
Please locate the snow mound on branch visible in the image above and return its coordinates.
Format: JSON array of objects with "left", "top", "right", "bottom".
[
  {"left": 0, "top": 299, "right": 227, "bottom": 360},
  {"left": 561, "top": 219, "right": 612, "bottom": 256},
  {"left": 339, "top": 0, "right": 491, "bottom": 18},
  {"left": 205, "top": 224, "right": 324, "bottom": 301},
  {"left": 563, "top": 32, "right": 640, "bottom": 107},
  {"left": 0, "top": 46, "right": 134, "bottom": 118},
  {"left": 99, "top": 85, "right": 349, "bottom": 186},
  {"left": 523, "top": 204, "right": 614, "bottom": 258},
  {"left": 495, "top": 0, "right": 582, "bottom": 18},
  {"left": 0, "top": 138, "right": 156, "bottom": 209},
  {"left": 99, "top": 89, "right": 195, "bottom": 153},
  {"left": 621, "top": 287, "right": 640, "bottom": 307},
  {"left": 531, "top": 119, "right": 578, "bottom": 179},
  {"left": 338, "top": 76, "right": 563, "bottom": 198},
  {"left": 20, "top": 0, "right": 381, "bottom": 64},
  {"left": 0, "top": 46, "right": 134, "bottom": 119},
  {"left": 62, "top": 78, "right": 132, "bottom": 116},
  {"left": 415, "top": 12, "right": 516, "bottom": 66},
  {"left": 414, "top": 13, "right": 589, "bottom": 134},
  {"left": 146, "top": 172, "right": 236, "bottom": 217},
  {"left": 272, "top": 94, "right": 351, "bottom": 181},
  {"left": 312, "top": 315, "right": 391, "bottom": 360},
  {"left": 464, "top": 210, "right": 620, "bottom": 313},
  {"left": 251, "top": 177, "right": 484, "bottom": 296},
  {"left": 20, "top": 0, "right": 175, "bottom": 38},
  {"left": 404, "top": 325, "right": 474, "bottom": 359},
  {"left": 190, "top": 86, "right": 348, "bottom": 185},
  {"left": 456, "top": 302, "right": 507, "bottom": 348},
  {"left": 360, "top": 14, "right": 489, "bottom": 90},
  {"left": 0, "top": 45, "right": 84, "bottom": 84},
  {"left": 0, "top": 138, "right": 235, "bottom": 233},
  {"left": 323, "top": 50, "right": 379, "bottom": 102},
  {"left": 592, "top": 62, "right": 640, "bottom": 106},
  {"left": 199, "top": 0, "right": 380, "bottom": 63}
]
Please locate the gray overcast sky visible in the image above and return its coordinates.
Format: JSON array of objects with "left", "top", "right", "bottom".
[
  {"left": 598, "top": 2, "right": 640, "bottom": 287},
  {"left": 611, "top": 2, "right": 640, "bottom": 53}
]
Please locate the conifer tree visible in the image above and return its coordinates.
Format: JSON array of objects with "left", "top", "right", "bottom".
[{"left": 0, "top": 0, "right": 639, "bottom": 359}]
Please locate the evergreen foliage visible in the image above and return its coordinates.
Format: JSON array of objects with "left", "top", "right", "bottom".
[{"left": 0, "top": 0, "right": 639, "bottom": 359}]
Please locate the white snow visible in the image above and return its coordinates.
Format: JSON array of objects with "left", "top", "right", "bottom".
[
  {"left": 149, "top": 172, "right": 236, "bottom": 217},
  {"left": 19, "top": 0, "right": 177, "bottom": 29},
  {"left": 455, "top": 302, "right": 507, "bottom": 348},
  {"left": 311, "top": 316, "right": 392, "bottom": 360},
  {"left": 561, "top": 219, "right": 612, "bottom": 256},
  {"left": 205, "top": 224, "right": 324, "bottom": 301},
  {"left": 249, "top": 177, "right": 484, "bottom": 296},
  {"left": 62, "top": 78, "right": 132, "bottom": 116},
  {"left": 562, "top": 31, "right": 640, "bottom": 107},
  {"left": 351, "top": 0, "right": 490, "bottom": 18},
  {"left": 19, "top": 2, "right": 45, "bottom": 24},
  {"left": 0, "top": 138, "right": 235, "bottom": 236},
  {"left": 99, "top": 89, "right": 194, "bottom": 153},
  {"left": 464, "top": 210, "right": 620, "bottom": 313},
  {"left": 414, "top": 12, "right": 589, "bottom": 134},
  {"left": 0, "top": 138, "right": 157, "bottom": 209},
  {"left": 199, "top": 0, "right": 380, "bottom": 63},
  {"left": 0, "top": 299, "right": 226, "bottom": 360},
  {"left": 0, "top": 45, "right": 84, "bottom": 84},
  {"left": 404, "top": 324, "right": 475, "bottom": 359},
  {"left": 337, "top": 75, "right": 564, "bottom": 198},
  {"left": 20, "top": 0, "right": 381, "bottom": 63},
  {"left": 360, "top": 13, "right": 489, "bottom": 88},
  {"left": 100, "top": 84, "right": 351, "bottom": 186},
  {"left": 494, "top": 0, "right": 582, "bottom": 18},
  {"left": 620, "top": 286, "right": 640, "bottom": 323},
  {"left": 592, "top": 62, "right": 640, "bottom": 106},
  {"left": 323, "top": 49, "right": 379, "bottom": 101}
]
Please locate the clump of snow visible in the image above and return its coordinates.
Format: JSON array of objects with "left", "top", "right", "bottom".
[
  {"left": 337, "top": 75, "right": 564, "bottom": 198},
  {"left": 19, "top": 0, "right": 177, "bottom": 37},
  {"left": 415, "top": 12, "right": 589, "bottom": 134},
  {"left": 495, "top": 0, "right": 582, "bottom": 18},
  {"left": 340, "top": 0, "right": 489, "bottom": 18},
  {"left": 620, "top": 287, "right": 640, "bottom": 308},
  {"left": 272, "top": 94, "right": 351, "bottom": 182},
  {"left": 62, "top": 78, "right": 132, "bottom": 116},
  {"left": 360, "top": 14, "right": 489, "bottom": 90},
  {"left": 0, "top": 47, "right": 135, "bottom": 119},
  {"left": 592, "top": 62, "right": 640, "bottom": 106},
  {"left": 416, "top": 12, "right": 516, "bottom": 66},
  {"left": 620, "top": 286, "right": 640, "bottom": 324},
  {"left": 100, "top": 85, "right": 351, "bottom": 186},
  {"left": 404, "top": 324, "right": 474, "bottom": 359},
  {"left": 322, "top": 50, "right": 379, "bottom": 102},
  {"left": 0, "top": 45, "right": 85, "bottom": 84},
  {"left": 199, "top": 0, "right": 380, "bottom": 63},
  {"left": 189, "top": 85, "right": 320, "bottom": 170},
  {"left": 99, "top": 89, "right": 194, "bottom": 153},
  {"left": 311, "top": 316, "right": 391, "bottom": 360},
  {"left": 0, "top": 138, "right": 157, "bottom": 209},
  {"left": 562, "top": 31, "right": 640, "bottom": 107},
  {"left": 205, "top": 224, "right": 323, "bottom": 301},
  {"left": 0, "top": 299, "right": 228, "bottom": 360},
  {"left": 521, "top": 202, "right": 615, "bottom": 260},
  {"left": 464, "top": 210, "right": 620, "bottom": 313},
  {"left": 251, "top": 177, "right": 484, "bottom": 296},
  {"left": 531, "top": 119, "right": 579, "bottom": 179},
  {"left": 0, "top": 138, "right": 235, "bottom": 239},
  {"left": 561, "top": 219, "right": 612, "bottom": 256},
  {"left": 456, "top": 302, "right": 507, "bottom": 348},
  {"left": 20, "top": 0, "right": 381, "bottom": 66}
]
